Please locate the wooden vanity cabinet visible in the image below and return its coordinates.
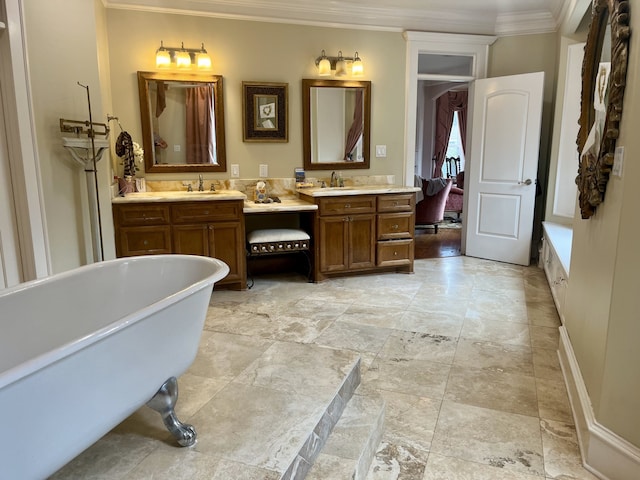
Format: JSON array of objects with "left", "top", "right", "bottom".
[
  {"left": 171, "top": 202, "right": 245, "bottom": 288},
  {"left": 113, "top": 200, "right": 246, "bottom": 290},
  {"left": 312, "top": 192, "right": 415, "bottom": 280},
  {"left": 113, "top": 204, "right": 172, "bottom": 257}
]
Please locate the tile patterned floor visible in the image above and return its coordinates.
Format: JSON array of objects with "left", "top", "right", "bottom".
[{"left": 52, "top": 256, "right": 599, "bottom": 479}]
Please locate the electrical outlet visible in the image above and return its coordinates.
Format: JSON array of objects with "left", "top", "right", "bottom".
[
  {"left": 173, "top": 144, "right": 181, "bottom": 152},
  {"left": 231, "top": 164, "right": 240, "bottom": 178},
  {"left": 375, "top": 145, "right": 387, "bottom": 158},
  {"left": 612, "top": 146, "right": 624, "bottom": 177},
  {"left": 259, "top": 164, "right": 268, "bottom": 177}
]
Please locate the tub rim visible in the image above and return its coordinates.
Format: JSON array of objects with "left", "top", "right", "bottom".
[{"left": 0, "top": 255, "right": 229, "bottom": 390}]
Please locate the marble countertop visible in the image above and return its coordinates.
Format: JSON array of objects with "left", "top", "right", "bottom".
[
  {"left": 243, "top": 197, "right": 318, "bottom": 213},
  {"left": 296, "top": 185, "right": 420, "bottom": 197},
  {"left": 112, "top": 190, "right": 246, "bottom": 203}
]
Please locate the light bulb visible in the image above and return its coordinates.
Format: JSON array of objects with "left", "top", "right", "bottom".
[
  {"left": 352, "top": 52, "right": 364, "bottom": 77},
  {"left": 335, "top": 51, "right": 347, "bottom": 77},
  {"left": 317, "top": 50, "right": 331, "bottom": 76}
]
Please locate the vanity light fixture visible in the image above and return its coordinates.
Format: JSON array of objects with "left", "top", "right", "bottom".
[
  {"left": 317, "top": 50, "right": 331, "bottom": 76},
  {"left": 351, "top": 52, "right": 364, "bottom": 77},
  {"left": 315, "top": 50, "right": 364, "bottom": 77},
  {"left": 155, "top": 41, "right": 212, "bottom": 70}
]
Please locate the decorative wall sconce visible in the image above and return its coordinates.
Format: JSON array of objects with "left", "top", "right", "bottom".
[
  {"left": 315, "top": 50, "right": 364, "bottom": 77},
  {"left": 155, "top": 41, "right": 212, "bottom": 69}
]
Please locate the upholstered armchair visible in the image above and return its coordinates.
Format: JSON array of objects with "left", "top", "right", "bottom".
[
  {"left": 415, "top": 178, "right": 453, "bottom": 233},
  {"left": 445, "top": 171, "right": 464, "bottom": 217}
]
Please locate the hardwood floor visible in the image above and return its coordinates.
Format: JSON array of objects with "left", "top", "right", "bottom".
[{"left": 414, "top": 225, "right": 462, "bottom": 259}]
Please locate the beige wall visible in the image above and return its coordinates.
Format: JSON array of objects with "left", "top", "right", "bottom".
[
  {"left": 24, "top": 0, "right": 114, "bottom": 272},
  {"left": 105, "top": 9, "right": 406, "bottom": 182},
  {"left": 563, "top": 6, "right": 640, "bottom": 446}
]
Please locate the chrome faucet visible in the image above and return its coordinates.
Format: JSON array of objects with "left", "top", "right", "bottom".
[
  {"left": 198, "top": 174, "right": 204, "bottom": 191},
  {"left": 330, "top": 171, "right": 337, "bottom": 188}
]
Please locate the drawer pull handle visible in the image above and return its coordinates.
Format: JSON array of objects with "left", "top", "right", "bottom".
[
  {"left": 392, "top": 224, "right": 399, "bottom": 230},
  {"left": 393, "top": 201, "right": 398, "bottom": 206},
  {"left": 345, "top": 203, "right": 351, "bottom": 208},
  {"left": 203, "top": 210, "right": 210, "bottom": 215},
  {"left": 394, "top": 251, "right": 398, "bottom": 256},
  {"left": 143, "top": 240, "right": 148, "bottom": 246}
]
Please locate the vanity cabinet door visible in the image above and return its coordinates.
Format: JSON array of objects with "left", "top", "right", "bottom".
[
  {"left": 208, "top": 222, "right": 245, "bottom": 286},
  {"left": 173, "top": 224, "right": 209, "bottom": 255},
  {"left": 173, "top": 222, "right": 244, "bottom": 286},
  {"left": 318, "top": 214, "right": 375, "bottom": 273},
  {"left": 348, "top": 214, "right": 376, "bottom": 270}
]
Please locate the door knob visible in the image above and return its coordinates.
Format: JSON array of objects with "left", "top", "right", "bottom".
[{"left": 519, "top": 179, "right": 533, "bottom": 185}]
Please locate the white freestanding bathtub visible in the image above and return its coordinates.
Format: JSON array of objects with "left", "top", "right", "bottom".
[{"left": 0, "top": 254, "right": 229, "bottom": 479}]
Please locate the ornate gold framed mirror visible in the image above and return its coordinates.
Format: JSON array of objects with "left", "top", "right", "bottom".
[
  {"left": 576, "top": 0, "right": 630, "bottom": 218},
  {"left": 137, "top": 71, "right": 226, "bottom": 174},
  {"left": 302, "top": 79, "right": 371, "bottom": 171}
]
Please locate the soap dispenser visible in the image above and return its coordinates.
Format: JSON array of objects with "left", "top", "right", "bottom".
[{"left": 338, "top": 171, "right": 344, "bottom": 188}]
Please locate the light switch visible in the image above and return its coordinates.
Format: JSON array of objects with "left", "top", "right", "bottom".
[
  {"left": 231, "top": 164, "right": 240, "bottom": 178},
  {"left": 259, "top": 164, "right": 268, "bottom": 177},
  {"left": 375, "top": 145, "right": 387, "bottom": 157},
  {"left": 612, "top": 146, "right": 624, "bottom": 177}
]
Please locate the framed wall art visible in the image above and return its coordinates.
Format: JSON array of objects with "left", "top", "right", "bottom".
[{"left": 242, "top": 82, "right": 288, "bottom": 142}]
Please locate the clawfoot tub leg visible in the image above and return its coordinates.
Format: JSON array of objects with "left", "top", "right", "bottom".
[{"left": 146, "top": 377, "right": 196, "bottom": 447}]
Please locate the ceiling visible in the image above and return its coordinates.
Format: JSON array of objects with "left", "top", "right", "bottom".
[{"left": 106, "top": 0, "right": 576, "bottom": 36}]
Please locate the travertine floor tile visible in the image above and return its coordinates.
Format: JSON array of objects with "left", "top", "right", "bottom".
[
  {"left": 377, "top": 390, "right": 440, "bottom": 453},
  {"left": 366, "top": 438, "right": 428, "bottom": 480},
  {"left": 422, "top": 453, "right": 542, "bottom": 479},
  {"left": 430, "top": 401, "right": 544, "bottom": 477},
  {"left": 529, "top": 324, "right": 559, "bottom": 350},
  {"left": 361, "top": 355, "right": 450, "bottom": 399},
  {"left": 381, "top": 330, "right": 458, "bottom": 365},
  {"left": 313, "top": 320, "right": 392, "bottom": 356},
  {"left": 188, "top": 330, "right": 273, "bottom": 380},
  {"left": 460, "top": 317, "right": 531, "bottom": 347},
  {"left": 189, "top": 382, "right": 327, "bottom": 473},
  {"left": 444, "top": 365, "right": 538, "bottom": 417},
  {"left": 453, "top": 338, "right": 534, "bottom": 376},
  {"left": 532, "top": 348, "right": 564, "bottom": 381},
  {"left": 540, "top": 419, "right": 600, "bottom": 479},
  {"left": 536, "top": 377, "right": 573, "bottom": 423}
]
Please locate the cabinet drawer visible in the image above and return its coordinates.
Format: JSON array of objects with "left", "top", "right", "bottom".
[
  {"left": 377, "top": 239, "right": 413, "bottom": 266},
  {"left": 171, "top": 201, "right": 241, "bottom": 223},
  {"left": 378, "top": 213, "right": 413, "bottom": 240},
  {"left": 378, "top": 194, "right": 414, "bottom": 213},
  {"left": 318, "top": 196, "right": 376, "bottom": 216},
  {"left": 113, "top": 204, "right": 170, "bottom": 226},
  {"left": 116, "top": 226, "right": 172, "bottom": 256}
]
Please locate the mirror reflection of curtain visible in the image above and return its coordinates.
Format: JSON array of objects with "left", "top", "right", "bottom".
[
  {"left": 343, "top": 89, "right": 364, "bottom": 161},
  {"left": 185, "top": 86, "right": 216, "bottom": 164},
  {"left": 433, "top": 90, "right": 468, "bottom": 177}
]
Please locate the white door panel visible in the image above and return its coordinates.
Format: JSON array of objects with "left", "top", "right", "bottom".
[{"left": 465, "top": 72, "right": 544, "bottom": 266}]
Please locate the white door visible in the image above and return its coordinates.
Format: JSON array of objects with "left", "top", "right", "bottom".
[
  {"left": 464, "top": 72, "right": 544, "bottom": 266},
  {"left": 0, "top": 80, "right": 22, "bottom": 288}
]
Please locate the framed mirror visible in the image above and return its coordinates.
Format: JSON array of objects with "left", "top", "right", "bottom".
[
  {"left": 137, "top": 71, "right": 226, "bottom": 173},
  {"left": 576, "top": 0, "right": 630, "bottom": 218},
  {"left": 302, "top": 79, "right": 371, "bottom": 171}
]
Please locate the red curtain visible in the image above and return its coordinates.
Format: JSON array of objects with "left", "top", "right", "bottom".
[
  {"left": 343, "top": 89, "right": 364, "bottom": 161},
  {"left": 185, "top": 86, "right": 215, "bottom": 164},
  {"left": 432, "top": 90, "right": 468, "bottom": 177}
]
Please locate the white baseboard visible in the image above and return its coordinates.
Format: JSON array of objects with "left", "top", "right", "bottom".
[{"left": 558, "top": 326, "right": 640, "bottom": 480}]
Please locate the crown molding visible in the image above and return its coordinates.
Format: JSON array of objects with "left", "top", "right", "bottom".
[{"left": 105, "top": 0, "right": 568, "bottom": 36}]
